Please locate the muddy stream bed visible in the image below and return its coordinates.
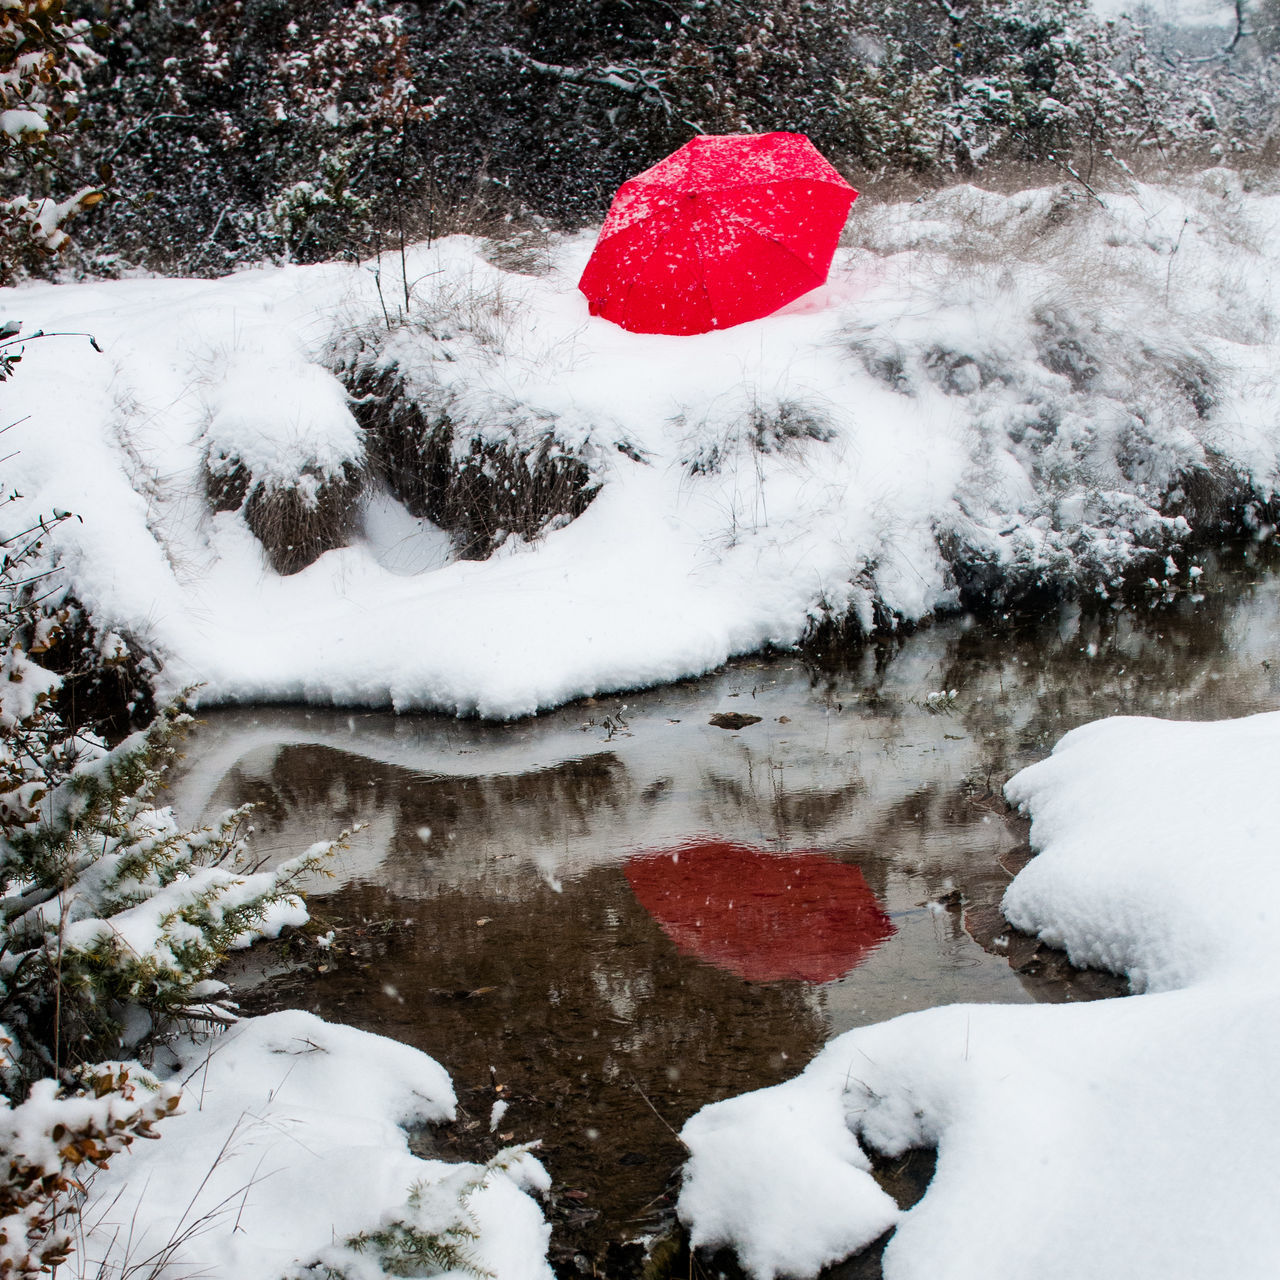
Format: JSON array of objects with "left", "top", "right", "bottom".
[{"left": 170, "top": 543, "right": 1280, "bottom": 1278}]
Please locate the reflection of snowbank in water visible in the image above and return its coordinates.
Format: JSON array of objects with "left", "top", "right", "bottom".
[
  {"left": 172, "top": 654, "right": 1037, "bottom": 1027},
  {"left": 4, "top": 175, "right": 1280, "bottom": 715},
  {"left": 167, "top": 649, "right": 1002, "bottom": 893},
  {"left": 677, "top": 709, "right": 1280, "bottom": 1279},
  {"left": 168, "top": 549, "right": 1280, "bottom": 900}
]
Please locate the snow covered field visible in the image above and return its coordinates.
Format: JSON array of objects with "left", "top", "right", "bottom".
[
  {"left": 678, "top": 709, "right": 1280, "bottom": 1278},
  {"left": 3, "top": 171, "right": 1278, "bottom": 717}
]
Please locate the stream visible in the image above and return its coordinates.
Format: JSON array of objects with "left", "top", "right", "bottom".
[{"left": 169, "top": 541, "right": 1280, "bottom": 1276}]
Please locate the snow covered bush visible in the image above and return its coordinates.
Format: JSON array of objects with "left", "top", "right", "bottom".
[
  {"left": 296, "top": 1144, "right": 548, "bottom": 1280},
  {"left": 0, "top": 0, "right": 102, "bottom": 280},
  {"left": 0, "top": 1062, "right": 179, "bottom": 1279},
  {"left": 270, "top": 150, "right": 371, "bottom": 265},
  {"left": 844, "top": 177, "right": 1278, "bottom": 609},
  {"left": 202, "top": 351, "right": 368, "bottom": 574},
  {"left": 0, "top": 703, "right": 319, "bottom": 1076},
  {"left": 337, "top": 272, "right": 604, "bottom": 561},
  {"left": 0, "top": 560, "right": 321, "bottom": 1092},
  {"left": 830, "top": 0, "right": 1231, "bottom": 175}
]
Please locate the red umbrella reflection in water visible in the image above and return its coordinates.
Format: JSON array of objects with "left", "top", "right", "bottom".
[{"left": 623, "top": 839, "right": 894, "bottom": 983}]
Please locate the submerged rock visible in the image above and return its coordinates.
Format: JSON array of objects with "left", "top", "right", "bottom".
[{"left": 709, "top": 712, "right": 762, "bottom": 730}]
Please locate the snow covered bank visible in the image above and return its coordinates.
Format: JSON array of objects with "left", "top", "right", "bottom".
[
  {"left": 676, "top": 709, "right": 1280, "bottom": 1279},
  {"left": 79, "top": 1010, "right": 552, "bottom": 1280},
  {"left": 3, "top": 172, "right": 1279, "bottom": 716}
]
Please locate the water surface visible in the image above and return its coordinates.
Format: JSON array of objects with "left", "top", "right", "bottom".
[{"left": 174, "top": 542, "right": 1280, "bottom": 1273}]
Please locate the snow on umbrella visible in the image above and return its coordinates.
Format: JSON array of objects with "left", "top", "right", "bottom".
[
  {"left": 578, "top": 131, "right": 858, "bottom": 336},
  {"left": 623, "top": 839, "right": 894, "bottom": 983}
]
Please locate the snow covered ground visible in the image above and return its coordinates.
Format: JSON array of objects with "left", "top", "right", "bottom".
[
  {"left": 75, "top": 1009, "right": 553, "bottom": 1280},
  {"left": 2, "top": 171, "right": 1278, "bottom": 717},
  {"left": 677, "top": 709, "right": 1280, "bottom": 1279}
]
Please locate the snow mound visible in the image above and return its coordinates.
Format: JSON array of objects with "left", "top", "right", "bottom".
[
  {"left": 2, "top": 174, "right": 1279, "bottom": 715},
  {"left": 204, "top": 347, "right": 362, "bottom": 488},
  {"left": 1003, "top": 710, "right": 1280, "bottom": 991},
  {"left": 79, "top": 1009, "right": 553, "bottom": 1280},
  {"left": 677, "top": 709, "right": 1280, "bottom": 1279}
]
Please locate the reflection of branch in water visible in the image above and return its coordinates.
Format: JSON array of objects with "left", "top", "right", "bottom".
[{"left": 628, "top": 1075, "right": 688, "bottom": 1152}]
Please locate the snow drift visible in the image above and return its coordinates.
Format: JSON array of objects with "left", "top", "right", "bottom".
[{"left": 78, "top": 1009, "right": 553, "bottom": 1280}]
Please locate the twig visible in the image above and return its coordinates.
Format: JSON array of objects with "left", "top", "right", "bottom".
[{"left": 1165, "top": 215, "right": 1189, "bottom": 308}]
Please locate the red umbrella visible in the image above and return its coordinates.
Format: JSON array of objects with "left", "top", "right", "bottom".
[
  {"left": 623, "top": 839, "right": 894, "bottom": 983},
  {"left": 579, "top": 132, "right": 858, "bottom": 336}
]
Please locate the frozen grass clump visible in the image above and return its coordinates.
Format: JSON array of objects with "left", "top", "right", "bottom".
[
  {"left": 239, "top": 461, "right": 366, "bottom": 576},
  {"left": 333, "top": 259, "right": 608, "bottom": 560},
  {"left": 344, "top": 363, "right": 600, "bottom": 560},
  {"left": 201, "top": 353, "right": 367, "bottom": 575},
  {"left": 677, "top": 393, "right": 836, "bottom": 477}
]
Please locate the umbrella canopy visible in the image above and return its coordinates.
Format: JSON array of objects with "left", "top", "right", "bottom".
[
  {"left": 579, "top": 132, "right": 857, "bottom": 336},
  {"left": 623, "top": 839, "right": 894, "bottom": 983}
]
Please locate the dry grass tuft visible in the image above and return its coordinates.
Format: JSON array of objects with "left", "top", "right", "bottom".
[
  {"left": 204, "top": 451, "right": 252, "bottom": 513},
  {"left": 348, "top": 368, "right": 598, "bottom": 560},
  {"left": 1162, "top": 450, "right": 1262, "bottom": 532},
  {"left": 678, "top": 395, "right": 835, "bottom": 476},
  {"left": 203, "top": 449, "right": 366, "bottom": 575}
]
